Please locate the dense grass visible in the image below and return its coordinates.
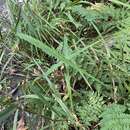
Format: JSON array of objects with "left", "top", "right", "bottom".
[{"left": 1, "top": 0, "right": 130, "bottom": 129}]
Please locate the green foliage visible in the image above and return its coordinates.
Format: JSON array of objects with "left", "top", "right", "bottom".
[
  {"left": 0, "top": 104, "right": 16, "bottom": 123},
  {"left": 1, "top": 0, "right": 130, "bottom": 129},
  {"left": 76, "top": 92, "right": 104, "bottom": 127},
  {"left": 100, "top": 104, "right": 130, "bottom": 130},
  {"left": 71, "top": 2, "right": 130, "bottom": 33}
]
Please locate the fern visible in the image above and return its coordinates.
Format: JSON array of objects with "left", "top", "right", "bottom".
[
  {"left": 71, "top": 3, "right": 129, "bottom": 22},
  {"left": 71, "top": 3, "right": 130, "bottom": 33},
  {"left": 76, "top": 92, "right": 104, "bottom": 127},
  {"left": 100, "top": 104, "right": 130, "bottom": 130},
  {"left": 71, "top": 4, "right": 108, "bottom": 21}
]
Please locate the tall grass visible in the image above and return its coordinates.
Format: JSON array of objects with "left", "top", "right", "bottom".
[{"left": 1, "top": 0, "right": 130, "bottom": 129}]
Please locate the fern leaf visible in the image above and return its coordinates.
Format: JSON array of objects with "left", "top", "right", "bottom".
[
  {"left": 76, "top": 92, "right": 104, "bottom": 127},
  {"left": 100, "top": 104, "right": 130, "bottom": 130}
]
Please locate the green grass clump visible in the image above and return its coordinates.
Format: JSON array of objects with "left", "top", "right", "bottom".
[{"left": 1, "top": 0, "right": 130, "bottom": 129}]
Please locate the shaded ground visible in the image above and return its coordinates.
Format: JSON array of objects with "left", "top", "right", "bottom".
[{"left": 0, "top": 0, "right": 25, "bottom": 104}]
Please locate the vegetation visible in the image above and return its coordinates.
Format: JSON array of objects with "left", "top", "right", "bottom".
[{"left": 1, "top": 0, "right": 130, "bottom": 129}]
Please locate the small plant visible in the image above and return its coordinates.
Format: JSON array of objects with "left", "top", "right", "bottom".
[
  {"left": 100, "top": 104, "right": 130, "bottom": 130},
  {"left": 76, "top": 92, "right": 104, "bottom": 128}
]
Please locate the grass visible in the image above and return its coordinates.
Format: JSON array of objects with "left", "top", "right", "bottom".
[{"left": 1, "top": 0, "right": 130, "bottom": 129}]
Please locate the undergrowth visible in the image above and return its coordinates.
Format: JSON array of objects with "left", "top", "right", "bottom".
[{"left": 1, "top": 0, "right": 130, "bottom": 129}]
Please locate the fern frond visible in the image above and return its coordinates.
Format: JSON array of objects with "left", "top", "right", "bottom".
[
  {"left": 76, "top": 92, "right": 104, "bottom": 127},
  {"left": 71, "top": 5, "right": 104, "bottom": 22},
  {"left": 71, "top": 3, "right": 117, "bottom": 21},
  {"left": 100, "top": 104, "right": 130, "bottom": 130}
]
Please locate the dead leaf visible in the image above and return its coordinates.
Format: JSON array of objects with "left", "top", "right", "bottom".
[
  {"left": 32, "top": 68, "right": 41, "bottom": 76},
  {"left": 17, "top": 114, "right": 27, "bottom": 130}
]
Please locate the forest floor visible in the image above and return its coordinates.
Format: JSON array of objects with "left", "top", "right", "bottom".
[{"left": 1, "top": 0, "right": 130, "bottom": 130}]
